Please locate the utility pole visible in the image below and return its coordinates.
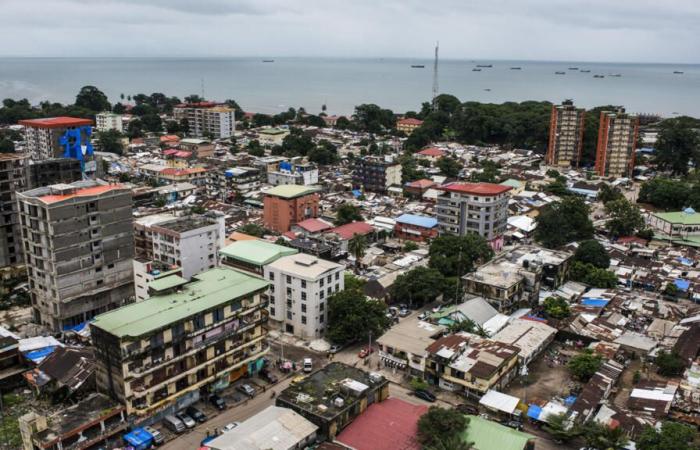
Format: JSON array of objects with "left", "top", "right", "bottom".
[{"left": 432, "top": 41, "right": 440, "bottom": 110}]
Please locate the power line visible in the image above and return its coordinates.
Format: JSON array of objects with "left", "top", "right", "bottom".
[{"left": 432, "top": 41, "right": 439, "bottom": 110}]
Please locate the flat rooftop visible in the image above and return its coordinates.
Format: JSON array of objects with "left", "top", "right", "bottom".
[
  {"left": 154, "top": 215, "right": 216, "bottom": 233},
  {"left": 266, "top": 253, "right": 342, "bottom": 279},
  {"left": 221, "top": 240, "right": 298, "bottom": 266},
  {"left": 264, "top": 184, "right": 321, "bottom": 199},
  {"left": 91, "top": 268, "right": 269, "bottom": 339},
  {"left": 20, "top": 180, "right": 127, "bottom": 205},
  {"left": 19, "top": 116, "right": 93, "bottom": 129},
  {"left": 376, "top": 316, "right": 446, "bottom": 356}
]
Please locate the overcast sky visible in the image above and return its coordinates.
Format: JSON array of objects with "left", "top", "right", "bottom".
[{"left": 2, "top": 0, "right": 699, "bottom": 63}]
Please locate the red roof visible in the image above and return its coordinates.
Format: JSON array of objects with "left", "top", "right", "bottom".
[
  {"left": 336, "top": 398, "right": 428, "bottom": 450},
  {"left": 329, "top": 221, "right": 374, "bottom": 240},
  {"left": 417, "top": 147, "right": 446, "bottom": 157},
  {"left": 162, "top": 149, "right": 179, "bottom": 156},
  {"left": 19, "top": 117, "right": 93, "bottom": 129},
  {"left": 38, "top": 184, "right": 124, "bottom": 204},
  {"left": 160, "top": 135, "right": 180, "bottom": 143},
  {"left": 295, "top": 218, "right": 333, "bottom": 233},
  {"left": 160, "top": 167, "right": 206, "bottom": 176},
  {"left": 175, "top": 101, "right": 219, "bottom": 108},
  {"left": 406, "top": 179, "right": 436, "bottom": 189},
  {"left": 397, "top": 117, "right": 423, "bottom": 126},
  {"left": 439, "top": 182, "right": 512, "bottom": 196}
]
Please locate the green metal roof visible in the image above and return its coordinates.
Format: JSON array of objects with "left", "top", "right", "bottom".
[
  {"left": 500, "top": 179, "right": 523, "bottom": 189},
  {"left": 264, "top": 185, "right": 320, "bottom": 199},
  {"left": 91, "top": 268, "right": 269, "bottom": 339},
  {"left": 652, "top": 211, "right": 700, "bottom": 225},
  {"left": 148, "top": 274, "right": 188, "bottom": 292},
  {"left": 460, "top": 416, "right": 533, "bottom": 450},
  {"left": 220, "top": 240, "right": 298, "bottom": 266}
]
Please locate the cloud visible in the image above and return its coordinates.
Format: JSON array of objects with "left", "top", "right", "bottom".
[{"left": 0, "top": 0, "right": 697, "bottom": 62}]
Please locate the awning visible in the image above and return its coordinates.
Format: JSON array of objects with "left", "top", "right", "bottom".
[{"left": 479, "top": 390, "right": 520, "bottom": 414}]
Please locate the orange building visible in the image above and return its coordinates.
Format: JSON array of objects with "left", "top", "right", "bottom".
[
  {"left": 594, "top": 109, "right": 639, "bottom": 178},
  {"left": 263, "top": 185, "right": 321, "bottom": 233},
  {"left": 396, "top": 117, "right": 423, "bottom": 135}
]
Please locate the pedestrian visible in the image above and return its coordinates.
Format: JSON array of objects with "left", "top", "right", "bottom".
[{"left": 206, "top": 428, "right": 210, "bottom": 437}]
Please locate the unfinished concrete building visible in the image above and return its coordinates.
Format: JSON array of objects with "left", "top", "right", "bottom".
[
  {"left": 17, "top": 180, "right": 134, "bottom": 331},
  {"left": 0, "top": 154, "right": 28, "bottom": 269}
]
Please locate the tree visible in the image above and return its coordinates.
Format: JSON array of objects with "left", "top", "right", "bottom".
[
  {"left": 344, "top": 273, "right": 366, "bottom": 292},
  {"left": 97, "top": 129, "right": 124, "bottom": 155},
  {"left": 449, "top": 318, "right": 476, "bottom": 334},
  {"left": 568, "top": 349, "right": 603, "bottom": 381},
  {"left": 655, "top": 117, "right": 700, "bottom": 175},
  {"left": 335, "top": 116, "right": 351, "bottom": 129},
  {"left": 417, "top": 407, "right": 469, "bottom": 449},
  {"left": 574, "top": 240, "right": 610, "bottom": 269},
  {"left": 436, "top": 156, "right": 462, "bottom": 177},
  {"left": 335, "top": 204, "right": 363, "bottom": 225},
  {"left": 326, "top": 289, "right": 391, "bottom": 345},
  {"left": 75, "top": 85, "right": 110, "bottom": 112},
  {"left": 637, "top": 421, "right": 698, "bottom": 450},
  {"left": 141, "top": 113, "right": 163, "bottom": 133},
  {"left": 597, "top": 184, "right": 624, "bottom": 204},
  {"left": 605, "top": 198, "right": 644, "bottom": 238},
  {"left": 429, "top": 234, "right": 494, "bottom": 277},
  {"left": 582, "top": 421, "right": 629, "bottom": 450},
  {"left": 403, "top": 241, "right": 419, "bottom": 252},
  {"left": 184, "top": 94, "right": 204, "bottom": 103},
  {"left": 348, "top": 233, "right": 368, "bottom": 271},
  {"left": 569, "top": 262, "right": 618, "bottom": 288},
  {"left": 638, "top": 178, "right": 691, "bottom": 211},
  {"left": 543, "top": 413, "right": 581, "bottom": 443},
  {"left": 398, "top": 153, "right": 421, "bottom": 183},
  {"left": 237, "top": 223, "right": 266, "bottom": 237},
  {"left": 0, "top": 138, "right": 14, "bottom": 153},
  {"left": 655, "top": 350, "right": 685, "bottom": 376},
  {"left": 126, "top": 119, "right": 143, "bottom": 139},
  {"left": 353, "top": 104, "right": 395, "bottom": 134},
  {"left": 535, "top": 197, "right": 594, "bottom": 248},
  {"left": 308, "top": 140, "right": 339, "bottom": 165},
  {"left": 543, "top": 296, "right": 571, "bottom": 319},
  {"left": 247, "top": 140, "right": 264, "bottom": 157},
  {"left": 280, "top": 128, "right": 315, "bottom": 156},
  {"left": 391, "top": 267, "right": 446, "bottom": 307}
]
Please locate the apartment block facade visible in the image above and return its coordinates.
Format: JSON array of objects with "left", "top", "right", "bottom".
[
  {"left": 0, "top": 154, "right": 28, "bottom": 268},
  {"left": 595, "top": 109, "right": 639, "bottom": 178},
  {"left": 17, "top": 180, "right": 134, "bottom": 331},
  {"left": 265, "top": 253, "right": 344, "bottom": 339},
  {"left": 91, "top": 268, "right": 269, "bottom": 417},
  {"left": 436, "top": 182, "right": 511, "bottom": 251},
  {"left": 263, "top": 185, "right": 321, "bottom": 233},
  {"left": 95, "top": 112, "right": 123, "bottom": 132},
  {"left": 546, "top": 100, "right": 585, "bottom": 168},
  {"left": 26, "top": 158, "right": 82, "bottom": 189},
  {"left": 352, "top": 157, "right": 402, "bottom": 193},
  {"left": 19, "top": 117, "right": 94, "bottom": 160},
  {"left": 173, "top": 103, "right": 235, "bottom": 139}
]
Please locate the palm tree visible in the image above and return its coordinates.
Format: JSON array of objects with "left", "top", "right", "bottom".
[
  {"left": 583, "top": 422, "right": 629, "bottom": 450},
  {"left": 348, "top": 233, "right": 367, "bottom": 273},
  {"left": 474, "top": 324, "right": 491, "bottom": 338}
]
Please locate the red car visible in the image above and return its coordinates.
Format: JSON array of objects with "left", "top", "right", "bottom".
[{"left": 358, "top": 347, "right": 375, "bottom": 358}]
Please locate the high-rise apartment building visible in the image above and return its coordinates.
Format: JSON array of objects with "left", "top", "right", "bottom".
[
  {"left": 265, "top": 253, "right": 344, "bottom": 339},
  {"left": 90, "top": 267, "right": 269, "bottom": 417},
  {"left": 352, "top": 156, "right": 402, "bottom": 193},
  {"left": 25, "top": 158, "right": 82, "bottom": 189},
  {"left": 17, "top": 180, "right": 134, "bottom": 331},
  {"left": 19, "top": 117, "right": 94, "bottom": 160},
  {"left": 436, "top": 182, "right": 511, "bottom": 251},
  {"left": 595, "top": 109, "right": 639, "bottom": 178},
  {"left": 173, "top": 102, "right": 235, "bottom": 139},
  {"left": 263, "top": 185, "right": 321, "bottom": 233},
  {"left": 546, "top": 100, "right": 585, "bottom": 168},
  {"left": 0, "top": 154, "right": 28, "bottom": 268},
  {"left": 95, "top": 112, "right": 123, "bottom": 132}
]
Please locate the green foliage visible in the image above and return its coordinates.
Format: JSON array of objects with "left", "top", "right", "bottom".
[
  {"left": 335, "top": 116, "right": 351, "bottom": 129},
  {"left": 544, "top": 178, "right": 570, "bottom": 196},
  {"left": 574, "top": 240, "right": 610, "bottom": 269},
  {"left": 597, "top": 184, "right": 624, "bottom": 204},
  {"left": 655, "top": 117, "right": 700, "bottom": 175},
  {"left": 449, "top": 318, "right": 476, "bottom": 334},
  {"left": 140, "top": 113, "right": 162, "bottom": 133},
  {"left": 543, "top": 296, "right": 571, "bottom": 319},
  {"left": 417, "top": 407, "right": 470, "bottom": 449},
  {"left": 348, "top": 233, "right": 368, "bottom": 270},
  {"left": 344, "top": 273, "right": 366, "bottom": 292},
  {"left": 190, "top": 205, "right": 206, "bottom": 215},
  {"left": 535, "top": 197, "right": 594, "bottom": 248},
  {"left": 75, "top": 85, "right": 111, "bottom": 112},
  {"left": 153, "top": 196, "right": 167, "bottom": 208},
  {"left": 582, "top": 421, "right": 629, "bottom": 450},
  {"left": 568, "top": 349, "right": 603, "bottom": 381},
  {"left": 638, "top": 178, "right": 700, "bottom": 211},
  {"left": 0, "top": 137, "right": 15, "bottom": 153},
  {"left": 391, "top": 267, "right": 446, "bottom": 307},
  {"left": 655, "top": 350, "right": 686, "bottom": 376},
  {"left": 436, "top": 156, "right": 462, "bottom": 177},
  {"left": 308, "top": 139, "right": 339, "bottom": 165},
  {"left": 97, "top": 129, "right": 124, "bottom": 155},
  {"left": 410, "top": 377, "right": 429, "bottom": 391},
  {"left": 353, "top": 104, "right": 396, "bottom": 134},
  {"left": 569, "top": 261, "right": 618, "bottom": 288},
  {"left": 633, "top": 370, "right": 641, "bottom": 384},
  {"left": 637, "top": 421, "right": 698, "bottom": 450},
  {"left": 605, "top": 198, "right": 644, "bottom": 238},
  {"left": 403, "top": 241, "right": 419, "bottom": 252},
  {"left": 237, "top": 223, "right": 266, "bottom": 237},
  {"left": 126, "top": 119, "right": 143, "bottom": 139},
  {"left": 326, "top": 289, "right": 391, "bottom": 345},
  {"left": 335, "top": 204, "right": 364, "bottom": 226},
  {"left": 247, "top": 140, "right": 265, "bottom": 157},
  {"left": 543, "top": 413, "right": 581, "bottom": 443},
  {"left": 429, "top": 234, "right": 494, "bottom": 277},
  {"left": 281, "top": 127, "right": 315, "bottom": 156},
  {"left": 664, "top": 282, "right": 679, "bottom": 297},
  {"left": 398, "top": 153, "right": 422, "bottom": 183},
  {"left": 469, "top": 159, "right": 501, "bottom": 183}
]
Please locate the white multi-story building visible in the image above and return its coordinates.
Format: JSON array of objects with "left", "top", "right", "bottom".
[
  {"left": 132, "top": 258, "right": 182, "bottom": 302},
  {"left": 436, "top": 182, "right": 512, "bottom": 251},
  {"left": 95, "top": 112, "right": 123, "bottom": 132},
  {"left": 265, "top": 253, "right": 344, "bottom": 339},
  {"left": 19, "top": 117, "right": 94, "bottom": 160},
  {"left": 268, "top": 162, "right": 319, "bottom": 186},
  {"left": 173, "top": 103, "right": 235, "bottom": 139}
]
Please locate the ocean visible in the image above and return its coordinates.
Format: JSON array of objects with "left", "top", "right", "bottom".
[{"left": 0, "top": 57, "right": 698, "bottom": 117}]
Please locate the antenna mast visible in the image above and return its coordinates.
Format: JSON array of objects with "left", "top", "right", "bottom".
[{"left": 432, "top": 41, "right": 439, "bottom": 109}]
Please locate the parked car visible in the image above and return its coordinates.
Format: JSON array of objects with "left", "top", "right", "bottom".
[
  {"left": 388, "top": 306, "right": 399, "bottom": 316},
  {"left": 260, "top": 368, "right": 279, "bottom": 384},
  {"left": 501, "top": 419, "right": 523, "bottom": 431},
  {"left": 186, "top": 406, "right": 207, "bottom": 423},
  {"left": 358, "top": 347, "right": 374, "bottom": 358},
  {"left": 238, "top": 383, "right": 256, "bottom": 397},
  {"left": 222, "top": 422, "right": 240, "bottom": 433},
  {"left": 209, "top": 394, "right": 226, "bottom": 410},
  {"left": 176, "top": 412, "right": 196, "bottom": 429},
  {"left": 417, "top": 312, "right": 428, "bottom": 321},
  {"left": 329, "top": 344, "right": 342, "bottom": 354},
  {"left": 163, "top": 415, "right": 185, "bottom": 434},
  {"left": 303, "top": 358, "right": 313, "bottom": 372},
  {"left": 455, "top": 404, "right": 479, "bottom": 415},
  {"left": 398, "top": 308, "right": 410, "bottom": 317},
  {"left": 144, "top": 426, "right": 164, "bottom": 445},
  {"left": 414, "top": 389, "right": 436, "bottom": 403}
]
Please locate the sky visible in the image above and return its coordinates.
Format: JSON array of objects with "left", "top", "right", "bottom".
[{"left": 1, "top": 0, "right": 699, "bottom": 63}]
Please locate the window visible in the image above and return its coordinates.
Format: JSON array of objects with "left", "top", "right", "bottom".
[
  {"left": 301, "top": 316, "right": 307, "bottom": 324},
  {"left": 335, "top": 272, "right": 340, "bottom": 280},
  {"left": 320, "top": 278, "right": 324, "bottom": 287},
  {"left": 320, "top": 315, "right": 324, "bottom": 323},
  {"left": 269, "top": 272, "right": 274, "bottom": 280},
  {"left": 327, "top": 275, "right": 332, "bottom": 283},
  {"left": 320, "top": 291, "right": 325, "bottom": 299},
  {"left": 301, "top": 304, "right": 307, "bottom": 313},
  {"left": 319, "top": 302, "right": 324, "bottom": 311},
  {"left": 270, "top": 306, "right": 276, "bottom": 316},
  {"left": 327, "top": 287, "right": 332, "bottom": 296},
  {"left": 286, "top": 287, "right": 292, "bottom": 296},
  {"left": 286, "top": 275, "right": 292, "bottom": 284},
  {"left": 301, "top": 292, "right": 307, "bottom": 301},
  {"left": 213, "top": 307, "right": 225, "bottom": 322},
  {"left": 301, "top": 280, "right": 306, "bottom": 288}
]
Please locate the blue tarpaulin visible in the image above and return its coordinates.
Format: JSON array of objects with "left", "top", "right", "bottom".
[
  {"left": 527, "top": 404, "right": 542, "bottom": 420},
  {"left": 581, "top": 298, "right": 609, "bottom": 308},
  {"left": 63, "top": 322, "right": 88, "bottom": 332},
  {"left": 24, "top": 346, "right": 57, "bottom": 363},
  {"left": 564, "top": 395, "right": 577, "bottom": 406},
  {"left": 675, "top": 279, "right": 690, "bottom": 291},
  {"left": 352, "top": 190, "right": 362, "bottom": 198},
  {"left": 395, "top": 213, "right": 438, "bottom": 229},
  {"left": 677, "top": 257, "right": 694, "bottom": 266},
  {"left": 123, "top": 428, "right": 153, "bottom": 450}
]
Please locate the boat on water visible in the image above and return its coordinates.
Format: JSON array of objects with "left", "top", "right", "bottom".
[
  {"left": 594, "top": 74, "right": 605, "bottom": 78},
  {"left": 410, "top": 65, "right": 425, "bottom": 68},
  {"left": 472, "top": 68, "right": 482, "bottom": 72},
  {"left": 568, "top": 67, "right": 579, "bottom": 70},
  {"left": 484, "top": 88, "right": 491, "bottom": 91},
  {"left": 262, "top": 60, "right": 274, "bottom": 63},
  {"left": 581, "top": 70, "right": 591, "bottom": 73},
  {"left": 510, "top": 67, "right": 522, "bottom": 70},
  {"left": 610, "top": 74, "right": 622, "bottom": 77},
  {"left": 555, "top": 71, "right": 566, "bottom": 75},
  {"left": 674, "top": 71, "right": 684, "bottom": 74},
  {"left": 476, "top": 64, "right": 493, "bottom": 68}
]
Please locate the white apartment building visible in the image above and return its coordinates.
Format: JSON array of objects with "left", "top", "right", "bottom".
[
  {"left": 436, "top": 182, "right": 512, "bottom": 251},
  {"left": 265, "top": 254, "right": 344, "bottom": 339},
  {"left": 95, "top": 112, "right": 123, "bottom": 132},
  {"left": 173, "top": 103, "right": 235, "bottom": 139},
  {"left": 132, "top": 258, "right": 182, "bottom": 302},
  {"left": 267, "top": 162, "right": 319, "bottom": 186}
]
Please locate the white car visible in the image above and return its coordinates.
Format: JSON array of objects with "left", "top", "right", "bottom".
[{"left": 222, "top": 422, "right": 240, "bottom": 433}]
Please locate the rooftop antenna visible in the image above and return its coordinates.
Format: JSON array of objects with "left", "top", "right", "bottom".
[{"left": 432, "top": 41, "right": 439, "bottom": 110}]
